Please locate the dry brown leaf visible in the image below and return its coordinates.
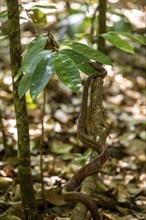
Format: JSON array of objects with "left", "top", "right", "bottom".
[
  {"left": 117, "top": 184, "right": 127, "bottom": 203},
  {"left": 116, "top": 206, "right": 129, "bottom": 215},
  {"left": 125, "top": 139, "right": 146, "bottom": 160}
]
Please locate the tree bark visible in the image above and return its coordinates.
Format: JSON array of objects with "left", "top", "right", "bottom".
[
  {"left": 7, "top": 0, "right": 38, "bottom": 219},
  {"left": 0, "top": 108, "right": 9, "bottom": 156},
  {"left": 97, "top": 0, "right": 107, "bottom": 52}
]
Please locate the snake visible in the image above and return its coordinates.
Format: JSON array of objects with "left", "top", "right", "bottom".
[{"left": 62, "top": 64, "right": 110, "bottom": 220}]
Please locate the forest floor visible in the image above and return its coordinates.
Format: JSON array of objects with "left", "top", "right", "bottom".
[{"left": 0, "top": 45, "right": 146, "bottom": 220}]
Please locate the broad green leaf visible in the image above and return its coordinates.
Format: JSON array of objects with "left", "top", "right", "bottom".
[
  {"left": 60, "top": 49, "right": 98, "bottom": 75},
  {"left": 138, "top": 35, "right": 146, "bottom": 44},
  {"left": 113, "top": 19, "right": 132, "bottom": 32},
  {"left": 101, "top": 32, "right": 135, "bottom": 54},
  {"left": 25, "top": 50, "right": 51, "bottom": 75},
  {"left": 22, "top": 36, "right": 48, "bottom": 71},
  {"left": 28, "top": 8, "right": 47, "bottom": 26},
  {"left": 67, "top": 42, "right": 112, "bottom": 65},
  {"left": 18, "top": 51, "right": 53, "bottom": 98},
  {"left": 125, "top": 33, "right": 146, "bottom": 45},
  {"left": 18, "top": 74, "right": 31, "bottom": 99},
  {"left": 16, "top": 50, "right": 51, "bottom": 82},
  {"left": 53, "top": 53, "right": 81, "bottom": 92},
  {"left": 109, "top": 31, "right": 145, "bottom": 45},
  {"left": 30, "top": 53, "right": 53, "bottom": 100}
]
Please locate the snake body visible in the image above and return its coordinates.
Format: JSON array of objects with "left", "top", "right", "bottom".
[{"left": 63, "top": 68, "right": 109, "bottom": 220}]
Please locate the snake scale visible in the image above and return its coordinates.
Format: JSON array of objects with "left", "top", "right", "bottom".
[{"left": 62, "top": 65, "right": 110, "bottom": 220}]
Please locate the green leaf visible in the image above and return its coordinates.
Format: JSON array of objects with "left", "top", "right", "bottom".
[
  {"left": 29, "top": 5, "right": 57, "bottom": 10},
  {"left": 67, "top": 42, "right": 112, "bottom": 65},
  {"left": 14, "top": 66, "right": 24, "bottom": 82},
  {"left": 18, "top": 51, "right": 53, "bottom": 99},
  {"left": 25, "top": 50, "right": 51, "bottom": 75},
  {"left": 113, "top": 19, "right": 132, "bottom": 32},
  {"left": 138, "top": 35, "right": 146, "bottom": 44},
  {"left": 74, "top": 149, "right": 92, "bottom": 165},
  {"left": 118, "top": 32, "right": 146, "bottom": 45},
  {"left": 101, "top": 32, "right": 135, "bottom": 54},
  {"left": 27, "top": 8, "right": 47, "bottom": 26},
  {"left": 51, "top": 144, "right": 73, "bottom": 154},
  {"left": 30, "top": 53, "right": 53, "bottom": 100},
  {"left": 22, "top": 36, "right": 48, "bottom": 71},
  {"left": 60, "top": 49, "right": 98, "bottom": 75},
  {"left": 18, "top": 74, "right": 31, "bottom": 99},
  {"left": 16, "top": 48, "right": 50, "bottom": 82},
  {"left": 53, "top": 53, "right": 81, "bottom": 92},
  {"left": 0, "top": 10, "right": 7, "bottom": 20}
]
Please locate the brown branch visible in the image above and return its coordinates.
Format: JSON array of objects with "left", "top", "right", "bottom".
[{"left": 97, "top": 0, "right": 107, "bottom": 53}]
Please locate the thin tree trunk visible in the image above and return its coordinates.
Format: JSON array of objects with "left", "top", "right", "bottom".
[
  {"left": 7, "top": 0, "right": 38, "bottom": 219},
  {"left": 0, "top": 108, "right": 9, "bottom": 156},
  {"left": 97, "top": 0, "right": 107, "bottom": 52}
]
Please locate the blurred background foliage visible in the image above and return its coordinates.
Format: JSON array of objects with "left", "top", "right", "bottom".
[{"left": 0, "top": 0, "right": 145, "bottom": 49}]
